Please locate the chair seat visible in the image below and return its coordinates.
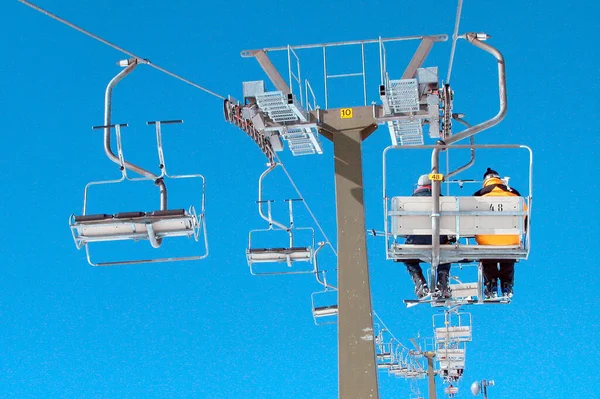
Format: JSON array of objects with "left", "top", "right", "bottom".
[
  {"left": 70, "top": 209, "right": 197, "bottom": 245},
  {"left": 246, "top": 247, "right": 312, "bottom": 263}
]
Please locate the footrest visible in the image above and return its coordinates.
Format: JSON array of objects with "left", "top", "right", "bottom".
[{"left": 450, "top": 283, "right": 479, "bottom": 299}]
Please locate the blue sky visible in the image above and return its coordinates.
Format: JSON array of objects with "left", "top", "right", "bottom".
[{"left": 1, "top": 0, "right": 599, "bottom": 398}]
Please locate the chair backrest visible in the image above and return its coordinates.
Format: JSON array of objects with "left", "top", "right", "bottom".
[{"left": 390, "top": 196, "right": 526, "bottom": 238}]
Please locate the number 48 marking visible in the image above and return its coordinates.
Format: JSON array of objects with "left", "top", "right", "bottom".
[{"left": 489, "top": 203, "right": 504, "bottom": 211}]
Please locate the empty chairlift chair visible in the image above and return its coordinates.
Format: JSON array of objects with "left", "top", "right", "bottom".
[
  {"left": 246, "top": 163, "right": 315, "bottom": 275},
  {"left": 310, "top": 242, "right": 338, "bottom": 325},
  {"left": 70, "top": 120, "right": 208, "bottom": 266},
  {"left": 375, "top": 324, "right": 396, "bottom": 370},
  {"left": 433, "top": 311, "right": 472, "bottom": 344},
  {"left": 433, "top": 311, "right": 470, "bottom": 383}
]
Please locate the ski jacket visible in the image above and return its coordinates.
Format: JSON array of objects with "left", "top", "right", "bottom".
[
  {"left": 472, "top": 177, "right": 524, "bottom": 245},
  {"left": 405, "top": 186, "right": 450, "bottom": 245}
]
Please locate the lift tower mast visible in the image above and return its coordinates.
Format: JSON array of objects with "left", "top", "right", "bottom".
[{"left": 237, "top": 35, "right": 446, "bottom": 398}]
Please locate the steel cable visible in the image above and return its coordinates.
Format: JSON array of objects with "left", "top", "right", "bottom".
[{"left": 18, "top": 0, "right": 226, "bottom": 100}]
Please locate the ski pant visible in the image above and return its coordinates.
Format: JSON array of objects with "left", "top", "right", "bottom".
[
  {"left": 404, "top": 261, "right": 450, "bottom": 275},
  {"left": 481, "top": 259, "right": 515, "bottom": 285}
]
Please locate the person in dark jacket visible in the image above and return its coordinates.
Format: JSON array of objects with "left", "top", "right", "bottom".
[
  {"left": 403, "top": 174, "right": 452, "bottom": 299},
  {"left": 473, "top": 168, "right": 524, "bottom": 299}
]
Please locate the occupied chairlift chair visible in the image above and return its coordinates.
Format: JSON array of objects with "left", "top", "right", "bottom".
[
  {"left": 385, "top": 146, "right": 532, "bottom": 306},
  {"left": 69, "top": 59, "right": 208, "bottom": 266},
  {"left": 246, "top": 162, "right": 315, "bottom": 274},
  {"left": 381, "top": 35, "right": 532, "bottom": 305}
]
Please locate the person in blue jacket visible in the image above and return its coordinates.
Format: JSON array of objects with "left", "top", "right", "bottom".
[{"left": 402, "top": 175, "right": 452, "bottom": 299}]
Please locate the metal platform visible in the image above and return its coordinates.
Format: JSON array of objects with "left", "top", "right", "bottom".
[
  {"left": 385, "top": 79, "right": 420, "bottom": 114},
  {"left": 280, "top": 125, "right": 323, "bottom": 156},
  {"left": 380, "top": 67, "right": 441, "bottom": 145},
  {"left": 246, "top": 90, "right": 323, "bottom": 156},
  {"left": 255, "top": 91, "right": 304, "bottom": 123},
  {"left": 387, "top": 119, "right": 424, "bottom": 146}
]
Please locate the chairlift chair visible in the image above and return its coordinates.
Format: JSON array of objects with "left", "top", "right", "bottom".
[
  {"left": 246, "top": 163, "right": 315, "bottom": 275},
  {"left": 375, "top": 324, "right": 395, "bottom": 367},
  {"left": 311, "top": 286, "right": 338, "bottom": 325},
  {"left": 433, "top": 311, "right": 472, "bottom": 344},
  {"left": 388, "top": 363, "right": 408, "bottom": 376},
  {"left": 384, "top": 144, "right": 532, "bottom": 307},
  {"left": 310, "top": 242, "right": 338, "bottom": 325},
  {"left": 382, "top": 37, "right": 532, "bottom": 290},
  {"left": 444, "top": 384, "right": 459, "bottom": 397},
  {"left": 432, "top": 311, "right": 470, "bottom": 383},
  {"left": 70, "top": 120, "right": 208, "bottom": 266}
]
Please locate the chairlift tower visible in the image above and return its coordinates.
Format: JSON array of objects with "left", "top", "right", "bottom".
[{"left": 229, "top": 34, "right": 449, "bottom": 398}]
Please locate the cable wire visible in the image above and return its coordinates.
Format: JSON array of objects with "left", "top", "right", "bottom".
[
  {"left": 18, "top": 0, "right": 226, "bottom": 100},
  {"left": 274, "top": 153, "right": 337, "bottom": 257},
  {"left": 446, "top": 0, "right": 464, "bottom": 84}
]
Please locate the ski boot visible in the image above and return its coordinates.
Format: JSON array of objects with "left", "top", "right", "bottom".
[
  {"left": 484, "top": 279, "right": 498, "bottom": 299},
  {"left": 410, "top": 270, "right": 430, "bottom": 299},
  {"left": 434, "top": 271, "right": 452, "bottom": 299},
  {"left": 415, "top": 281, "right": 430, "bottom": 299},
  {"left": 501, "top": 282, "right": 514, "bottom": 298}
]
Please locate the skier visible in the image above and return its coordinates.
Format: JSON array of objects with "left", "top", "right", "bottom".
[
  {"left": 401, "top": 174, "right": 452, "bottom": 299},
  {"left": 473, "top": 168, "right": 524, "bottom": 298}
]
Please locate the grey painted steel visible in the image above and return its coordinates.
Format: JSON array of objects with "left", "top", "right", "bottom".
[
  {"left": 402, "top": 37, "right": 435, "bottom": 79},
  {"left": 444, "top": 34, "right": 507, "bottom": 145},
  {"left": 431, "top": 31, "right": 507, "bottom": 275},
  {"left": 19, "top": 1, "right": 225, "bottom": 100},
  {"left": 242, "top": 34, "right": 444, "bottom": 395},
  {"left": 253, "top": 50, "right": 291, "bottom": 95},
  {"left": 430, "top": 146, "right": 442, "bottom": 273},
  {"left": 424, "top": 352, "right": 437, "bottom": 399},
  {"left": 257, "top": 163, "right": 289, "bottom": 231},
  {"left": 445, "top": 115, "right": 475, "bottom": 180},
  {"left": 103, "top": 59, "right": 168, "bottom": 210},
  {"left": 324, "top": 107, "right": 379, "bottom": 399},
  {"left": 240, "top": 34, "right": 448, "bottom": 55},
  {"left": 446, "top": 0, "right": 464, "bottom": 84}
]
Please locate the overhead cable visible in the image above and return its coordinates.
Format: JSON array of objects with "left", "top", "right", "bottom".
[
  {"left": 446, "top": 0, "right": 464, "bottom": 83},
  {"left": 18, "top": 0, "right": 226, "bottom": 100},
  {"left": 274, "top": 153, "right": 337, "bottom": 256}
]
